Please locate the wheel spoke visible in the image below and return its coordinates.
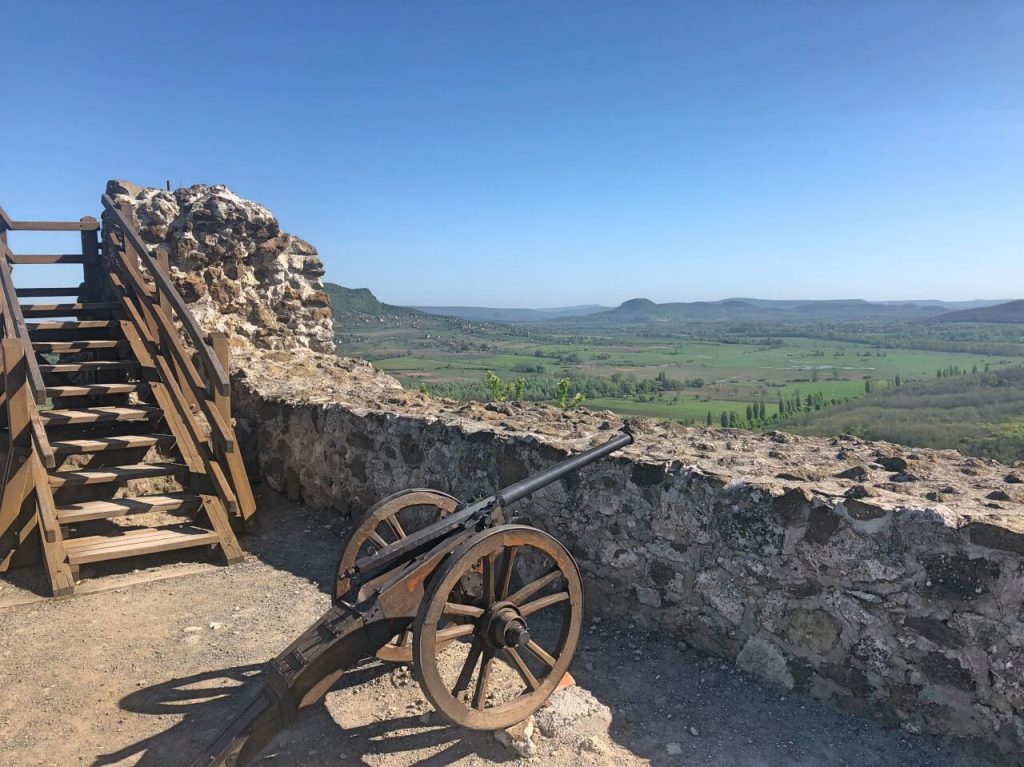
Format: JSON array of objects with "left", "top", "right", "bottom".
[
  {"left": 436, "top": 623, "right": 476, "bottom": 642},
  {"left": 367, "top": 530, "right": 388, "bottom": 549},
  {"left": 473, "top": 651, "right": 495, "bottom": 709},
  {"left": 507, "top": 569, "right": 561, "bottom": 606},
  {"left": 504, "top": 647, "right": 540, "bottom": 691},
  {"left": 452, "top": 640, "right": 483, "bottom": 698},
  {"left": 523, "top": 639, "right": 557, "bottom": 670},
  {"left": 498, "top": 545, "right": 518, "bottom": 600},
  {"left": 443, "top": 602, "right": 484, "bottom": 618},
  {"left": 481, "top": 553, "right": 497, "bottom": 606},
  {"left": 385, "top": 515, "right": 407, "bottom": 540},
  {"left": 393, "top": 629, "right": 410, "bottom": 648},
  {"left": 519, "top": 590, "right": 570, "bottom": 616}
]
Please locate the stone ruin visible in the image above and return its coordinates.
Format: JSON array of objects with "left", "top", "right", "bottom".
[
  {"left": 113, "top": 180, "right": 1024, "bottom": 759},
  {"left": 105, "top": 180, "right": 334, "bottom": 353}
]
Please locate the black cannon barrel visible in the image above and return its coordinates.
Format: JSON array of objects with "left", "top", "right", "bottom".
[
  {"left": 349, "top": 427, "right": 634, "bottom": 586},
  {"left": 495, "top": 427, "right": 633, "bottom": 507}
]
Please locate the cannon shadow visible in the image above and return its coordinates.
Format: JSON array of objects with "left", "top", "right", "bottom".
[{"left": 93, "top": 661, "right": 509, "bottom": 767}]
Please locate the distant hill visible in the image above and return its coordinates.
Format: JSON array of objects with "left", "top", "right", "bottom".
[
  {"left": 412, "top": 304, "right": 610, "bottom": 322},
  {"left": 561, "top": 297, "right": 990, "bottom": 325},
  {"left": 324, "top": 283, "right": 423, "bottom": 319},
  {"left": 936, "top": 300, "right": 1024, "bottom": 324}
]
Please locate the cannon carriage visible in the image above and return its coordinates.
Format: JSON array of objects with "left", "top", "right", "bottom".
[{"left": 193, "top": 428, "right": 633, "bottom": 766}]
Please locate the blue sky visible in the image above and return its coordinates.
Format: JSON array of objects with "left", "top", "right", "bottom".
[{"left": 2, "top": 2, "right": 1022, "bottom": 307}]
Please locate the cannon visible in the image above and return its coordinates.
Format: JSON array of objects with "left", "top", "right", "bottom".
[{"left": 191, "top": 427, "right": 634, "bottom": 766}]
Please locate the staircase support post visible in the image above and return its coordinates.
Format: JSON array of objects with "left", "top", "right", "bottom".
[{"left": 80, "top": 217, "right": 102, "bottom": 303}]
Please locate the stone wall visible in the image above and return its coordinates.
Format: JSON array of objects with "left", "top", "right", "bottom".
[
  {"left": 231, "top": 348, "right": 1024, "bottom": 758},
  {"left": 110, "top": 179, "right": 1024, "bottom": 758},
  {"left": 104, "top": 181, "right": 334, "bottom": 353}
]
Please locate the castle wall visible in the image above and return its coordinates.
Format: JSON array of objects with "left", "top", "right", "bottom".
[{"left": 232, "top": 348, "right": 1024, "bottom": 757}]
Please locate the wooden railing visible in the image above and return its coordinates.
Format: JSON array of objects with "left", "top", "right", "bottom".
[
  {"left": 0, "top": 205, "right": 100, "bottom": 233},
  {"left": 101, "top": 195, "right": 230, "bottom": 397},
  {"left": 101, "top": 197, "right": 255, "bottom": 520},
  {"left": 0, "top": 243, "right": 48, "bottom": 405}
]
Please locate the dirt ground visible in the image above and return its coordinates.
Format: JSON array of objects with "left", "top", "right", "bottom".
[{"left": 0, "top": 487, "right": 1001, "bottom": 767}]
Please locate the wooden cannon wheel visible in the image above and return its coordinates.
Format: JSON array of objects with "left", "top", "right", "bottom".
[
  {"left": 412, "top": 525, "right": 584, "bottom": 730},
  {"left": 335, "top": 488, "right": 463, "bottom": 662}
]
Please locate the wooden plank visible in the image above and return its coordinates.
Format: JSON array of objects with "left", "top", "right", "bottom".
[
  {"left": 32, "top": 339, "right": 123, "bottom": 353},
  {"left": 15, "top": 287, "right": 82, "bottom": 297},
  {"left": 29, "top": 410, "right": 55, "bottom": 470},
  {"left": 40, "top": 406, "right": 158, "bottom": 426},
  {"left": 7, "top": 254, "right": 87, "bottom": 264},
  {"left": 201, "top": 495, "right": 245, "bottom": 564},
  {"left": 206, "top": 461, "right": 238, "bottom": 516},
  {"left": 63, "top": 525, "right": 219, "bottom": 564},
  {"left": 31, "top": 457, "right": 58, "bottom": 543},
  {"left": 46, "top": 383, "right": 138, "bottom": 398},
  {"left": 48, "top": 462, "right": 187, "bottom": 488},
  {"left": 149, "top": 381, "right": 205, "bottom": 474},
  {"left": 221, "top": 444, "right": 255, "bottom": 520},
  {"left": 28, "top": 320, "right": 119, "bottom": 331},
  {"left": 0, "top": 340, "right": 37, "bottom": 569},
  {"left": 55, "top": 492, "right": 201, "bottom": 523},
  {"left": 109, "top": 273, "right": 155, "bottom": 343},
  {"left": 210, "top": 332, "right": 231, "bottom": 425},
  {"left": 6, "top": 219, "right": 99, "bottom": 232},
  {"left": 40, "top": 360, "right": 139, "bottom": 373},
  {"left": 50, "top": 433, "right": 165, "bottom": 454},
  {"left": 80, "top": 220, "right": 103, "bottom": 302},
  {"left": 21, "top": 302, "right": 120, "bottom": 317}
]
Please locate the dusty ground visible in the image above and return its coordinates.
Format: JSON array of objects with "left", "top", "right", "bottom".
[{"left": 0, "top": 487, "right": 1001, "bottom": 767}]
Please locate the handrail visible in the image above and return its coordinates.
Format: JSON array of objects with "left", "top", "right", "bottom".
[
  {"left": 0, "top": 242, "right": 48, "bottom": 404},
  {"left": 101, "top": 194, "right": 230, "bottom": 396},
  {"left": 0, "top": 206, "right": 98, "bottom": 232}
]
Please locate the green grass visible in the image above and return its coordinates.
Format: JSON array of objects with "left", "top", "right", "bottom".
[{"left": 338, "top": 319, "right": 1015, "bottom": 426}]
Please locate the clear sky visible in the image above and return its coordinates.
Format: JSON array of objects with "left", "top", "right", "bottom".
[{"left": 2, "top": 2, "right": 1022, "bottom": 307}]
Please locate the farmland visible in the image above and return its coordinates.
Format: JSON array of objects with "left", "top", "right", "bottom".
[{"left": 336, "top": 314, "right": 1017, "bottom": 426}]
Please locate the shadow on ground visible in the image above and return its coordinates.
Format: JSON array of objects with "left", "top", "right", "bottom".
[{"left": 95, "top": 661, "right": 508, "bottom": 767}]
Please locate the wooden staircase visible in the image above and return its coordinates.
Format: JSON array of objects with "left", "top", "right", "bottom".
[{"left": 0, "top": 198, "right": 255, "bottom": 596}]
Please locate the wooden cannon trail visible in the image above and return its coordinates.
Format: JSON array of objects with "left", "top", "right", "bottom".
[
  {"left": 0, "top": 198, "right": 255, "bottom": 595},
  {"left": 192, "top": 429, "right": 633, "bottom": 766}
]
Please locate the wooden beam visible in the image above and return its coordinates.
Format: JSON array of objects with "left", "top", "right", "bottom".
[
  {"left": 210, "top": 332, "right": 231, "bottom": 425},
  {"left": 7, "top": 254, "right": 87, "bottom": 265},
  {"left": 5, "top": 219, "right": 99, "bottom": 232}
]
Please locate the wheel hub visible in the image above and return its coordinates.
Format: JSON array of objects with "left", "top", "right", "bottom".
[{"left": 480, "top": 601, "right": 530, "bottom": 649}]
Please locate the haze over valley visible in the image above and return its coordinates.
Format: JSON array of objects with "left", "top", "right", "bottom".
[{"left": 330, "top": 284, "right": 1024, "bottom": 465}]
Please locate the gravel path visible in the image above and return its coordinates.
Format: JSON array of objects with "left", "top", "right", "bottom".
[{"left": 0, "top": 487, "right": 998, "bottom": 766}]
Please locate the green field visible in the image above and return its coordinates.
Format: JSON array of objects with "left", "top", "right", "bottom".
[{"left": 338, "top": 322, "right": 1016, "bottom": 426}]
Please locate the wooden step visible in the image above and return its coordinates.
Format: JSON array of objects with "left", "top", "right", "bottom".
[
  {"left": 63, "top": 524, "right": 220, "bottom": 565},
  {"left": 48, "top": 462, "right": 187, "bottom": 488},
  {"left": 21, "top": 302, "right": 120, "bottom": 318},
  {"left": 46, "top": 383, "right": 138, "bottom": 398},
  {"left": 28, "top": 320, "right": 119, "bottom": 332},
  {"left": 16, "top": 287, "right": 82, "bottom": 297},
  {"left": 50, "top": 433, "right": 170, "bottom": 455},
  {"left": 40, "top": 360, "right": 139, "bottom": 374},
  {"left": 33, "top": 339, "right": 124, "bottom": 353},
  {"left": 55, "top": 493, "right": 201, "bottom": 524},
  {"left": 40, "top": 406, "right": 159, "bottom": 426}
]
